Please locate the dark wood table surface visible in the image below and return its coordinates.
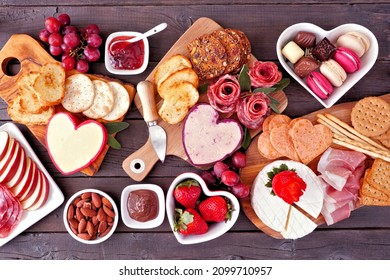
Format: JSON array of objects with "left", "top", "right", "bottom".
[{"left": 0, "top": 0, "right": 389, "bottom": 260}]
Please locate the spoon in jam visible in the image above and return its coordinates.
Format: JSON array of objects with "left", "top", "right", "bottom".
[{"left": 109, "top": 22, "right": 167, "bottom": 52}]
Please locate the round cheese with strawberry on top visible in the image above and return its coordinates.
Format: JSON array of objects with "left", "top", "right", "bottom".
[{"left": 251, "top": 160, "right": 324, "bottom": 239}]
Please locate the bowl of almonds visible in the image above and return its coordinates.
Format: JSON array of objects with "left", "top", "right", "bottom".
[{"left": 63, "top": 189, "right": 118, "bottom": 244}]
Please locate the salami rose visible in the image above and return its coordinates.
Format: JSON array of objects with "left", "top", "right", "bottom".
[
  {"left": 249, "top": 61, "right": 282, "bottom": 88},
  {"left": 236, "top": 92, "right": 271, "bottom": 130},
  {"left": 207, "top": 74, "right": 241, "bottom": 113}
]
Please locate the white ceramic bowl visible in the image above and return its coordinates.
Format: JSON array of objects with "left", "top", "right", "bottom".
[
  {"left": 104, "top": 31, "right": 149, "bottom": 75},
  {"left": 63, "top": 189, "right": 118, "bottom": 244},
  {"left": 276, "top": 23, "right": 378, "bottom": 108},
  {"left": 166, "top": 172, "right": 240, "bottom": 245},
  {"left": 121, "top": 184, "right": 165, "bottom": 229}
]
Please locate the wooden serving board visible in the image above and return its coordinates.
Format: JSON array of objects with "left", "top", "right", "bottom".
[
  {"left": 122, "top": 17, "right": 288, "bottom": 181},
  {"left": 240, "top": 93, "right": 390, "bottom": 239},
  {"left": 0, "top": 34, "right": 136, "bottom": 176}
]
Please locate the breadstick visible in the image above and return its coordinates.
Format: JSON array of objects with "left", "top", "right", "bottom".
[
  {"left": 332, "top": 138, "right": 390, "bottom": 162},
  {"left": 324, "top": 113, "right": 389, "bottom": 152},
  {"left": 317, "top": 117, "right": 366, "bottom": 144}
]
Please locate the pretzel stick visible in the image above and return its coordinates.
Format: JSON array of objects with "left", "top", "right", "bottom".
[
  {"left": 324, "top": 113, "right": 389, "bottom": 152},
  {"left": 332, "top": 138, "right": 390, "bottom": 162}
]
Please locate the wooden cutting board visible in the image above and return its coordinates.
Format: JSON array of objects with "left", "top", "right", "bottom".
[
  {"left": 0, "top": 34, "right": 136, "bottom": 176},
  {"left": 122, "top": 17, "right": 288, "bottom": 181},
  {"left": 240, "top": 93, "right": 390, "bottom": 239}
]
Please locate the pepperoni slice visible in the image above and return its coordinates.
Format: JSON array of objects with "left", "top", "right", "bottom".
[
  {"left": 0, "top": 184, "right": 23, "bottom": 238},
  {"left": 236, "top": 92, "right": 271, "bottom": 130},
  {"left": 207, "top": 74, "right": 241, "bottom": 113}
]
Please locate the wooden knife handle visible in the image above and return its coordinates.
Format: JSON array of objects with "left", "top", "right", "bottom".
[
  {"left": 122, "top": 138, "right": 159, "bottom": 182},
  {"left": 137, "top": 81, "right": 159, "bottom": 123}
]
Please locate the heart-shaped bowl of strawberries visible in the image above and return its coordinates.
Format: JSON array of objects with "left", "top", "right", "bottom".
[{"left": 166, "top": 172, "right": 240, "bottom": 245}]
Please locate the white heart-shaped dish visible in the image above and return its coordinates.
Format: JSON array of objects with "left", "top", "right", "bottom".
[
  {"left": 166, "top": 172, "right": 240, "bottom": 245},
  {"left": 276, "top": 23, "right": 378, "bottom": 108}
]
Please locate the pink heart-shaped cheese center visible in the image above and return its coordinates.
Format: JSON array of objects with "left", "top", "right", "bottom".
[
  {"left": 277, "top": 23, "right": 378, "bottom": 108},
  {"left": 46, "top": 112, "right": 107, "bottom": 175}
]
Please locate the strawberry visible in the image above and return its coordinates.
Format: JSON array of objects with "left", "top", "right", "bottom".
[
  {"left": 272, "top": 170, "right": 306, "bottom": 204},
  {"left": 198, "top": 196, "right": 231, "bottom": 222},
  {"left": 175, "top": 208, "right": 208, "bottom": 235},
  {"left": 173, "top": 179, "right": 201, "bottom": 209}
]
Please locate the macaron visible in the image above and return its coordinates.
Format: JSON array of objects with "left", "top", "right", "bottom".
[
  {"left": 307, "top": 71, "right": 333, "bottom": 99},
  {"left": 281, "top": 41, "right": 304, "bottom": 64},
  {"left": 319, "top": 59, "right": 347, "bottom": 87},
  {"left": 336, "top": 31, "right": 370, "bottom": 57},
  {"left": 333, "top": 47, "right": 361, "bottom": 73}
]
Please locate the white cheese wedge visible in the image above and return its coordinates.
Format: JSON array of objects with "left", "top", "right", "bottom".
[{"left": 251, "top": 160, "right": 324, "bottom": 239}]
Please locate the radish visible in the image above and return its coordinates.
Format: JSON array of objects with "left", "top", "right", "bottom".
[{"left": 182, "top": 103, "right": 243, "bottom": 166}]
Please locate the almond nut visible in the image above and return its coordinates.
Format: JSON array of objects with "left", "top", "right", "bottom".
[
  {"left": 78, "top": 218, "right": 87, "bottom": 233},
  {"left": 80, "top": 207, "right": 97, "bottom": 217},
  {"left": 103, "top": 204, "right": 115, "bottom": 218},
  {"left": 101, "top": 197, "right": 112, "bottom": 209},
  {"left": 67, "top": 204, "right": 75, "bottom": 220},
  {"left": 98, "top": 220, "right": 107, "bottom": 234},
  {"left": 99, "top": 226, "right": 112, "bottom": 238},
  {"left": 72, "top": 197, "right": 81, "bottom": 207},
  {"left": 78, "top": 233, "right": 92, "bottom": 240},
  {"left": 81, "top": 192, "right": 91, "bottom": 200},
  {"left": 97, "top": 207, "right": 106, "bottom": 222},
  {"left": 68, "top": 218, "right": 79, "bottom": 229},
  {"left": 76, "top": 198, "right": 88, "bottom": 208},
  {"left": 75, "top": 207, "right": 83, "bottom": 221},
  {"left": 86, "top": 221, "right": 95, "bottom": 237},
  {"left": 91, "top": 192, "right": 102, "bottom": 208}
]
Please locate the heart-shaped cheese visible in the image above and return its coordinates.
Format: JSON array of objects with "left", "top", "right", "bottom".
[
  {"left": 166, "top": 172, "right": 240, "bottom": 244},
  {"left": 290, "top": 119, "right": 333, "bottom": 164},
  {"left": 182, "top": 103, "right": 243, "bottom": 166},
  {"left": 46, "top": 112, "right": 107, "bottom": 175},
  {"left": 277, "top": 23, "right": 378, "bottom": 108}
]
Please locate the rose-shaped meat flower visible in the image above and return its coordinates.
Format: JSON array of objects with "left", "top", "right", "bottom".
[
  {"left": 207, "top": 74, "right": 241, "bottom": 113},
  {"left": 249, "top": 61, "right": 282, "bottom": 88},
  {"left": 236, "top": 92, "right": 271, "bottom": 130}
]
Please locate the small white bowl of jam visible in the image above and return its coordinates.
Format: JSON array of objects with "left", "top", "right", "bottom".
[
  {"left": 104, "top": 31, "right": 149, "bottom": 75},
  {"left": 120, "top": 184, "right": 165, "bottom": 229}
]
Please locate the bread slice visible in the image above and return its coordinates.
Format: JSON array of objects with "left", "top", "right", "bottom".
[
  {"left": 19, "top": 72, "right": 47, "bottom": 113},
  {"left": 33, "top": 62, "right": 65, "bottom": 106},
  {"left": 62, "top": 74, "right": 95, "bottom": 113},
  {"left": 102, "top": 81, "right": 130, "bottom": 121},
  {"left": 8, "top": 96, "right": 55, "bottom": 125},
  {"left": 158, "top": 102, "right": 189, "bottom": 125},
  {"left": 83, "top": 80, "right": 114, "bottom": 119},
  {"left": 157, "top": 68, "right": 199, "bottom": 98},
  {"left": 153, "top": 54, "right": 192, "bottom": 90}
]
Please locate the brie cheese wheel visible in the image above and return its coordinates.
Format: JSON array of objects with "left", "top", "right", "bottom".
[{"left": 251, "top": 160, "right": 324, "bottom": 239}]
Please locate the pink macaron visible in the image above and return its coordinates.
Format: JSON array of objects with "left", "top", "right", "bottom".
[
  {"left": 307, "top": 71, "right": 333, "bottom": 99},
  {"left": 333, "top": 47, "right": 361, "bottom": 73}
]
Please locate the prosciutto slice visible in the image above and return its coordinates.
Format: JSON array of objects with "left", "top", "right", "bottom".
[
  {"left": 236, "top": 92, "right": 271, "bottom": 130},
  {"left": 0, "top": 184, "right": 23, "bottom": 238},
  {"left": 207, "top": 74, "right": 241, "bottom": 114}
]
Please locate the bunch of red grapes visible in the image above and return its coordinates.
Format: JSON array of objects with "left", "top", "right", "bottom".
[
  {"left": 39, "top": 13, "right": 102, "bottom": 73},
  {"left": 200, "top": 150, "right": 251, "bottom": 199}
]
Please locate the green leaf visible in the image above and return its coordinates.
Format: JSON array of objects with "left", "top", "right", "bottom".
[
  {"left": 104, "top": 122, "right": 129, "bottom": 134},
  {"left": 238, "top": 65, "right": 251, "bottom": 92},
  {"left": 273, "top": 78, "right": 290, "bottom": 92},
  {"left": 269, "top": 96, "right": 281, "bottom": 114},
  {"left": 241, "top": 126, "right": 252, "bottom": 150},
  {"left": 265, "top": 163, "right": 296, "bottom": 189},
  {"left": 198, "top": 83, "right": 209, "bottom": 94},
  {"left": 107, "top": 134, "right": 121, "bottom": 149},
  {"left": 253, "top": 87, "right": 276, "bottom": 94}
]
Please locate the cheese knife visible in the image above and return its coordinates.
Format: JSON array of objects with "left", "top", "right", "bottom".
[{"left": 136, "top": 80, "right": 166, "bottom": 163}]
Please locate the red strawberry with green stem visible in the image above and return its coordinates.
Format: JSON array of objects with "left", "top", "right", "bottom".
[
  {"left": 174, "top": 208, "right": 208, "bottom": 235},
  {"left": 272, "top": 170, "right": 306, "bottom": 204},
  {"left": 173, "top": 179, "right": 201, "bottom": 208},
  {"left": 198, "top": 196, "right": 231, "bottom": 222}
]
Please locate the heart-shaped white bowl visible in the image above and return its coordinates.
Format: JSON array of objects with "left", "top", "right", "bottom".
[
  {"left": 166, "top": 172, "right": 240, "bottom": 245},
  {"left": 276, "top": 23, "right": 378, "bottom": 108}
]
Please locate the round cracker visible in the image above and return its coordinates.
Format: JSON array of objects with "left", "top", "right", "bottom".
[
  {"left": 257, "top": 131, "right": 282, "bottom": 159},
  {"left": 351, "top": 96, "right": 390, "bottom": 137},
  {"left": 62, "top": 74, "right": 95, "bottom": 113},
  {"left": 103, "top": 81, "right": 130, "bottom": 121},
  {"left": 83, "top": 80, "right": 114, "bottom": 119},
  {"left": 268, "top": 114, "right": 291, "bottom": 131}
]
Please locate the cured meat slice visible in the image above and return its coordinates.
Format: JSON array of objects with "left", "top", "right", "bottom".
[
  {"left": 207, "top": 74, "right": 241, "bottom": 113},
  {"left": 321, "top": 201, "right": 354, "bottom": 226},
  {"left": 0, "top": 184, "right": 23, "bottom": 238},
  {"left": 236, "top": 92, "right": 270, "bottom": 130}
]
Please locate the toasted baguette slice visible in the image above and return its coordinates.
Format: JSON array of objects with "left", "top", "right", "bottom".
[
  {"left": 62, "top": 74, "right": 95, "bottom": 113},
  {"left": 19, "top": 72, "right": 47, "bottom": 113},
  {"left": 153, "top": 54, "right": 192, "bottom": 90},
  {"left": 158, "top": 102, "right": 189, "bottom": 125},
  {"left": 33, "top": 62, "right": 65, "bottom": 106},
  {"left": 103, "top": 81, "right": 130, "bottom": 121},
  {"left": 8, "top": 96, "right": 55, "bottom": 125},
  {"left": 83, "top": 80, "right": 114, "bottom": 119},
  {"left": 157, "top": 68, "right": 199, "bottom": 98}
]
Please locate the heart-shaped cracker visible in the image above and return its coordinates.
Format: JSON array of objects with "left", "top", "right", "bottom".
[{"left": 290, "top": 119, "right": 333, "bottom": 164}]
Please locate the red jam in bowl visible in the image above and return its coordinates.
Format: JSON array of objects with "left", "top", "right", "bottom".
[{"left": 109, "top": 36, "right": 145, "bottom": 70}]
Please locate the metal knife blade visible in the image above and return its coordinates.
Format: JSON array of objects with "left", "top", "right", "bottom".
[{"left": 137, "top": 81, "right": 167, "bottom": 163}]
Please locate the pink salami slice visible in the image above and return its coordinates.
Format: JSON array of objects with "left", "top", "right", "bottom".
[
  {"left": 0, "top": 184, "right": 23, "bottom": 238},
  {"left": 236, "top": 92, "right": 271, "bottom": 130},
  {"left": 207, "top": 74, "right": 241, "bottom": 113}
]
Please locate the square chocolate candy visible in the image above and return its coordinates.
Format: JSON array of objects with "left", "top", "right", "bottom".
[{"left": 312, "top": 37, "right": 336, "bottom": 61}]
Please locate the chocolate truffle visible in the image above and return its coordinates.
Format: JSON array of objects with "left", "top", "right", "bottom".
[
  {"left": 312, "top": 37, "right": 336, "bottom": 61},
  {"left": 294, "top": 57, "right": 319, "bottom": 78},
  {"left": 294, "top": 31, "right": 316, "bottom": 48}
]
